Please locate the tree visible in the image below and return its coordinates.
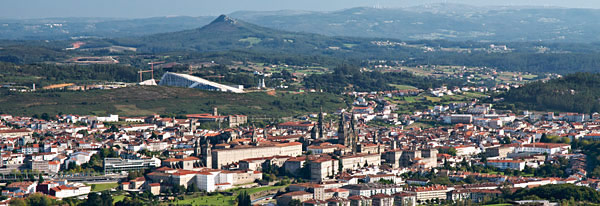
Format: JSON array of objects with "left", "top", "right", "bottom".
[
  {"left": 9, "top": 198, "right": 27, "bottom": 206},
  {"left": 299, "top": 161, "right": 310, "bottom": 179},
  {"left": 237, "top": 191, "right": 251, "bottom": 206},
  {"left": 443, "top": 158, "right": 451, "bottom": 169},
  {"left": 26, "top": 193, "right": 53, "bottom": 206},
  {"left": 501, "top": 136, "right": 511, "bottom": 144},
  {"left": 288, "top": 199, "right": 302, "bottom": 206},
  {"left": 86, "top": 192, "right": 103, "bottom": 206},
  {"left": 114, "top": 197, "right": 144, "bottom": 206},
  {"left": 187, "top": 183, "right": 200, "bottom": 193},
  {"left": 540, "top": 133, "right": 549, "bottom": 143},
  {"left": 100, "top": 191, "right": 113, "bottom": 206},
  {"left": 105, "top": 125, "right": 119, "bottom": 133},
  {"left": 464, "top": 175, "right": 477, "bottom": 184},
  {"left": 38, "top": 174, "right": 44, "bottom": 183},
  {"left": 40, "top": 113, "right": 50, "bottom": 121},
  {"left": 172, "top": 185, "right": 186, "bottom": 195}
]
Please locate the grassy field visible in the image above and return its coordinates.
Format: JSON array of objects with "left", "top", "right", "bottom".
[
  {"left": 165, "top": 185, "right": 286, "bottom": 206},
  {"left": 112, "top": 194, "right": 126, "bottom": 204},
  {"left": 389, "top": 84, "right": 417, "bottom": 90},
  {"left": 0, "top": 86, "right": 349, "bottom": 118},
  {"left": 89, "top": 182, "right": 119, "bottom": 192},
  {"left": 233, "top": 185, "right": 286, "bottom": 194},
  {"left": 405, "top": 122, "right": 435, "bottom": 129},
  {"left": 174, "top": 193, "right": 235, "bottom": 205},
  {"left": 239, "top": 37, "right": 262, "bottom": 46}
]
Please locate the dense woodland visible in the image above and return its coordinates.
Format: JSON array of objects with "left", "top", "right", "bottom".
[
  {"left": 508, "top": 184, "right": 600, "bottom": 203},
  {"left": 303, "top": 65, "right": 468, "bottom": 92},
  {"left": 498, "top": 73, "right": 600, "bottom": 113}
]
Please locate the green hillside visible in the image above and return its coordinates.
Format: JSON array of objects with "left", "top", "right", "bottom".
[
  {"left": 496, "top": 73, "right": 600, "bottom": 113},
  {"left": 0, "top": 86, "right": 349, "bottom": 117}
]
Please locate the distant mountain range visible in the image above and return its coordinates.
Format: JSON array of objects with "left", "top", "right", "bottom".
[
  {"left": 3, "top": 4, "right": 600, "bottom": 42},
  {"left": 230, "top": 4, "right": 600, "bottom": 42},
  {"left": 0, "top": 16, "right": 214, "bottom": 40},
  {"left": 106, "top": 15, "right": 419, "bottom": 60}
]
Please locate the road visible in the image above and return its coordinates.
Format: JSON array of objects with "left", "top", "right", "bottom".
[
  {"left": 251, "top": 194, "right": 275, "bottom": 204},
  {"left": 0, "top": 174, "right": 126, "bottom": 183}
]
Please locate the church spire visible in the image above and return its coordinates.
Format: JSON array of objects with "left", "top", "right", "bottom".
[
  {"left": 318, "top": 107, "right": 324, "bottom": 139},
  {"left": 338, "top": 112, "right": 347, "bottom": 145},
  {"left": 251, "top": 124, "right": 259, "bottom": 145},
  {"left": 350, "top": 112, "right": 358, "bottom": 154}
]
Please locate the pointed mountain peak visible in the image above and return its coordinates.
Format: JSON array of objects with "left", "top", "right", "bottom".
[{"left": 210, "top": 15, "right": 238, "bottom": 25}]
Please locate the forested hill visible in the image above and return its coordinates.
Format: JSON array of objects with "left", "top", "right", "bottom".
[
  {"left": 498, "top": 73, "right": 600, "bottom": 113},
  {"left": 101, "top": 15, "right": 600, "bottom": 74},
  {"left": 110, "top": 15, "right": 389, "bottom": 55}
]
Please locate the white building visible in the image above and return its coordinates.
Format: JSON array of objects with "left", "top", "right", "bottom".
[
  {"left": 516, "top": 143, "right": 570, "bottom": 155},
  {"left": 104, "top": 158, "right": 161, "bottom": 173},
  {"left": 95, "top": 114, "right": 119, "bottom": 122},
  {"left": 487, "top": 160, "right": 525, "bottom": 171},
  {"left": 454, "top": 145, "right": 480, "bottom": 157},
  {"left": 159, "top": 72, "right": 244, "bottom": 93},
  {"left": 443, "top": 114, "right": 473, "bottom": 124},
  {"left": 65, "top": 151, "right": 95, "bottom": 168},
  {"left": 195, "top": 170, "right": 234, "bottom": 192},
  {"left": 49, "top": 181, "right": 91, "bottom": 199}
]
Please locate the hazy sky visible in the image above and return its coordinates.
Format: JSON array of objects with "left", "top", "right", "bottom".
[{"left": 2, "top": 0, "right": 600, "bottom": 19}]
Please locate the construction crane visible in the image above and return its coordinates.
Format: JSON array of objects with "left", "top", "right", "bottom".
[{"left": 138, "top": 61, "right": 165, "bottom": 82}]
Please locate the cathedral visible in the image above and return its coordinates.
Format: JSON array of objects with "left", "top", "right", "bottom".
[
  {"left": 337, "top": 112, "right": 359, "bottom": 154},
  {"left": 310, "top": 107, "right": 327, "bottom": 139}
]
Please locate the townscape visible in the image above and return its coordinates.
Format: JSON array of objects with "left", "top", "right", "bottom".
[
  {"left": 0, "top": 81, "right": 599, "bottom": 205},
  {"left": 4, "top": 1, "right": 600, "bottom": 206}
]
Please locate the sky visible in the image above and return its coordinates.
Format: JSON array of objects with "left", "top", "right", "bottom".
[{"left": 2, "top": 0, "right": 600, "bottom": 19}]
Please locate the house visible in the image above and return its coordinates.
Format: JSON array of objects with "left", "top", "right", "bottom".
[
  {"left": 348, "top": 195, "right": 372, "bottom": 206},
  {"left": 147, "top": 183, "right": 161, "bottom": 195},
  {"left": 487, "top": 160, "right": 526, "bottom": 171},
  {"left": 516, "top": 143, "right": 570, "bottom": 155},
  {"left": 371, "top": 193, "right": 394, "bottom": 206},
  {"left": 393, "top": 192, "right": 417, "bottom": 206},
  {"left": 278, "top": 121, "right": 315, "bottom": 131},
  {"left": 277, "top": 191, "right": 313, "bottom": 206},
  {"left": 341, "top": 183, "right": 403, "bottom": 197},
  {"left": 65, "top": 151, "right": 95, "bottom": 168},
  {"left": 4, "top": 181, "right": 37, "bottom": 196},
  {"left": 407, "top": 185, "right": 448, "bottom": 203},
  {"left": 49, "top": 182, "right": 91, "bottom": 199},
  {"left": 302, "top": 199, "right": 328, "bottom": 206}
]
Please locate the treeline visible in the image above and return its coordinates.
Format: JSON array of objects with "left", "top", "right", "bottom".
[
  {"left": 510, "top": 184, "right": 600, "bottom": 203},
  {"left": 416, "top": 52, "right": 600, "bottom": 74},
  {"left": 572, "top": 139, "right": 600, "bottom": 178},
  {"left": 0, "top": 41, "right": 70, "bottom": 64},
  {"left": 497, "top": 72, "right": 600, "bottom": 113},
  {"left": 0, "top": 62, "right": 191, "bottom": 86},
  {"left": 479, "top": 184, "right": 600, "bottom": 205},
  {"left": 303, "top": 65, "right": 468, "bottom": 92},
  {"left": 0, "top": 62, "right": 138, "bottom": 86}
]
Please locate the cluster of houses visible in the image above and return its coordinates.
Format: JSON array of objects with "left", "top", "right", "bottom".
[{"left": 1, "top": 89, "right": 600, "bottom": 205}]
